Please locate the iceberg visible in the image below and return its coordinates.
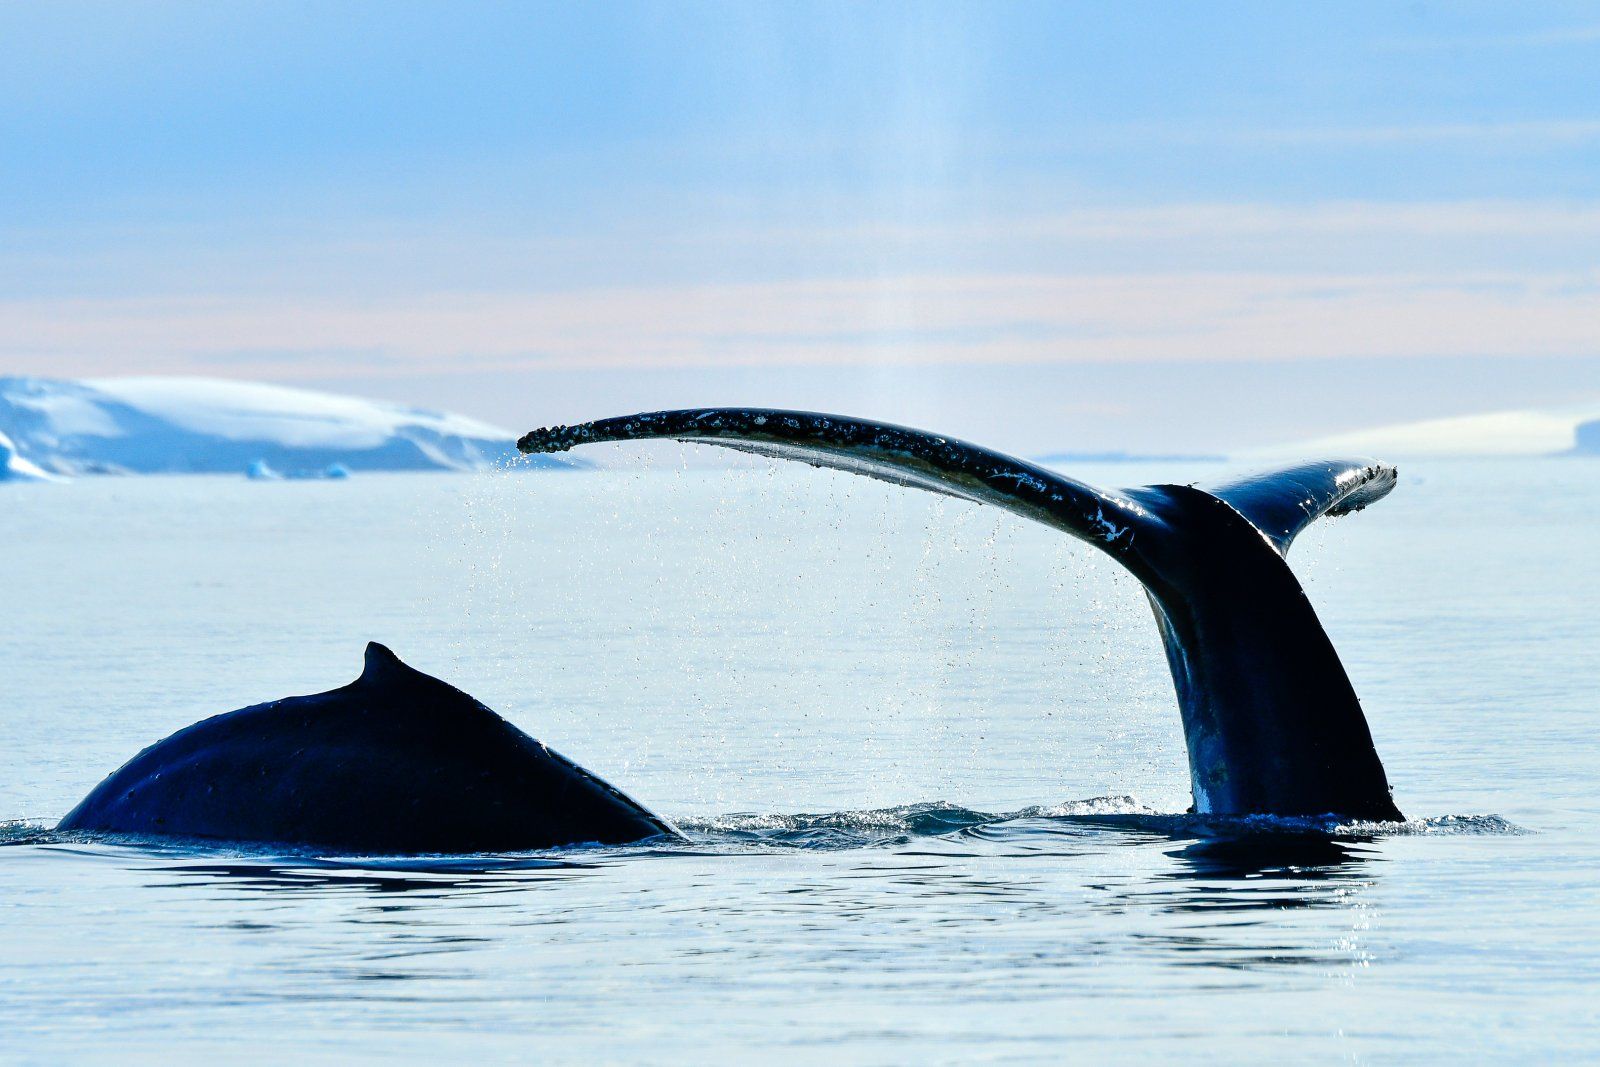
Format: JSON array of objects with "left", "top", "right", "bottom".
[
  {"left": 0, "top": 376, "right": 580, "bottom": 476},
  {"left": 244, "top": 458, "right": 353, "bottom": 481},
  {"left": 244, "top": 459, "right": 283, "bottom": 481}
]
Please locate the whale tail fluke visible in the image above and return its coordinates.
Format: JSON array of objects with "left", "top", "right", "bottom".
[
  {"left": 1203, "top": 459, "right": 1397, "bottom": 555},
  {"left": 520, "top": 409, "right": 1404, "bottom": 821},
  {"left": 517, "top": 411, "right": 1395, "bottom": 562}
]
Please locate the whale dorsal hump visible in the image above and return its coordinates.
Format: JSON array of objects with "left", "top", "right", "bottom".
[
  {"left": 356, "top": 642, "right": 470, "bottom": 700},
  {"left": 361, "top": 641, "right": 408, "bottom": 684},
  {"left": 349, "top": 642, "right": 512, "bottom": 727}
]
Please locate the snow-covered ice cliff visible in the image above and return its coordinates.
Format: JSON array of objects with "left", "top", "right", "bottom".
[{"left": 0, "top": 377, "right": 576, "bottom": 476}]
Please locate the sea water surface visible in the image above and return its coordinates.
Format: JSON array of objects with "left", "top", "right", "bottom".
[{"left": 1, "top": 456, "right": 1596, "bottom": 1062}]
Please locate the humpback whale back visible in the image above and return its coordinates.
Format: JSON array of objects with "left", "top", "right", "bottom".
[
  {"left": 520, "top": 409, "right": 1404, "bottom": 822},
  {"left": 60, "top": 643, "right": 677, "bottom": 852}
]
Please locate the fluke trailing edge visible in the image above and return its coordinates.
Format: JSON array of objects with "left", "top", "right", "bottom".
[
  {"left": 60, "top": 644, "right": 677, "bottom": 852},
  {"left": 520, "top": 409, "right": 1405, "bottom": 822}
]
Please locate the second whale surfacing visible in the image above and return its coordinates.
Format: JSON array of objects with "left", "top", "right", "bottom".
[
  {"left": 59, "top": 644, "right": 677, "bottom": 852},
  {"left": 520, "top": 408, "right": 1407, "bottom": 823}
]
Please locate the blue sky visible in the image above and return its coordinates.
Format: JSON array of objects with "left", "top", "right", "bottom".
[{"left": 2, "top": 1, "right": 1597, "bottom": 451}]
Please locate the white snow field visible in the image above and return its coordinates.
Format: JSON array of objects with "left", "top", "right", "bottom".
[{"left": 0, "top": 376, "right": 576, "bottom": 477}]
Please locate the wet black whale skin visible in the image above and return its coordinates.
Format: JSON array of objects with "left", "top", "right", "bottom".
[
  {"left": 521, "top": 407, "right": 1405, "bottom": 822},
  {"left": 59, "top": 644, "right": 675, "bottom": 853}
]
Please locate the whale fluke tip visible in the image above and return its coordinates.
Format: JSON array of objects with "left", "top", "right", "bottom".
[
  {"left": 517, "top": 425, "right": 564, "bottom": 454},
  {"left": 517, "top": 424, "right": 599, "bottom": 455}
]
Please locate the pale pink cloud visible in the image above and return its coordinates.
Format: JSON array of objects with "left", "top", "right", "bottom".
[
  {"left": 3, "top": 201, "right": 1597, "bottom": 382},
  {"left": 2, "top": 268, "right": 1596, "bottom": 382}
]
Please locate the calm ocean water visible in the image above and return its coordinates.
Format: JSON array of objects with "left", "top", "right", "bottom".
[{"left": 2, "top": 457, "right": 1596, "bottom": 1062}]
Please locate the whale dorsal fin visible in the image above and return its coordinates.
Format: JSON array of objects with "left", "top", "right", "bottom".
[
  {"left": 1203, "top": 459, "right": 1397, "bottom": 556},
  {"left": 354, "top": 643, "right": 509, "bottom": 722},
  {"left": 361, "top": 641, "right": 407, "bottom": 683},
  {"left": 357, "top": 642, "right": 464, "bottom": 698}
]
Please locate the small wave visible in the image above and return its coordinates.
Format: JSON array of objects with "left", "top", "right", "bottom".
[
  {"left": 0, "top": 820, "right": 53, "bottom": 845},
  {"left": 1, "top": 804, "right": 1525, "bottom": 861},
  {"left": 1011, "top": 795, "right": 1163, "bottom": 819},
  {"left": 1339, "top": 813, "right": 1527, "bottom": 836},
  {"left": 1020, "top": 810, "right": 1526, "bottom": 838},
  {"left": 678, "top": 801, "right": 1525, "bottom": 850},
  {"left": 679, "top": 800, "right": 998, "bottom": 839}
]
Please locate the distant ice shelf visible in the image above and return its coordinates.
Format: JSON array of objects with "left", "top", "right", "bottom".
[
  {"left": 0, "top": 376, "right": 581, "bottom": 477},
  {"left": 1035, "top": 450, "right": 1227, "bottom": 465},
  {"left": 1248, "top": 403, "right": 1600, "bottom": 460}
]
